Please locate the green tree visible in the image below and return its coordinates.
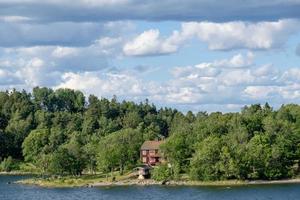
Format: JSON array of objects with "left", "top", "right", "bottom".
[
  {"left": 160, "top": 124, "right": 193, "bottom": 176},
  {"left": 22, "top": 129, "right": 49, "bottom": 162},
  {"left": 97, "top": 128, "right": 143, "bottom": 175},
  {"left": 190, "top": 136, "right": 222, "bottom": 181},
  {"left": 152, "top": 164, "right": 171, "bottom": 181}
]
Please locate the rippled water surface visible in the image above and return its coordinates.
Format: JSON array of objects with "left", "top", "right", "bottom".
[{"left": 0, "top": 175, "right": 299, "bottom": 200}]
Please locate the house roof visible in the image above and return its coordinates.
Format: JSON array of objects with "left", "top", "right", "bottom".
[{"left": 141, "top": 140, "right": 164, "bottom": 150}]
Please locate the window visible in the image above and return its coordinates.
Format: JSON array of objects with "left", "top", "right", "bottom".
[
  {"left": 142, "top": 157, "right": 147, "bottom": 163},
  {"left": 149, "top": 150, "right": 155, "bottom": 155},
  {"left": 142, "top": 150, "right": 147, "bottom": 155}
]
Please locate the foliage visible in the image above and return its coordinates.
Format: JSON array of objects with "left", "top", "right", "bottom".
[
  {"left": 0, "top": 88, "right": 298, "bottom": 181},
  {"left": 22, "top": 129, "right": 49, "bottom": 162},
  {"left": 152, "top": 164, "right": 171, "bottom": 181},
  {"left": 0, "top": 156, "right": 18, "bottom": 172},
  {"left": 97, "top": 128, "right": 143, "bottom": 175},
  {"left": 190, "top": 136, "right": 223, "bottom": 181}
]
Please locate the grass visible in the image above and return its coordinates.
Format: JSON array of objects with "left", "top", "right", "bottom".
[
  {"left": 17, "top": 172, "right": 300, "bottom": 188},
  {"left": 17, "top": 171, "right": 136, "bottom": 188},
  {"left": 19, "top": 175, "right": 105, "bottom": 187}
]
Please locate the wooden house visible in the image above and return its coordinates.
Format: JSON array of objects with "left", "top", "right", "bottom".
[{"left": 140, "top": 140, "right": 164, "bottom": 166}]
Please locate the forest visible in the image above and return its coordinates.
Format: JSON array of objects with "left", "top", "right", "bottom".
[{"left": 0, "top": 87, "right": 299, "bottom": 181}]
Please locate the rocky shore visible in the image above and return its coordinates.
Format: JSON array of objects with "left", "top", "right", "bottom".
[
  {"left": 16, "top": 174, "right": 300, "bottom": 188},
  {"left": 90, "top": 179, "right": 162, "bottom": 187},
  {"left": 89, "top": 178, "right": 300, "bottom": 187},
  {"left": 0, "top": 171, "right": 36, "bottom": 175}
]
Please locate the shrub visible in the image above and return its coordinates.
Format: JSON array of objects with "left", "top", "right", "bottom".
[
  {"left": 0, "top": 156, "right": 17, "bottom": 172},
  {"left": 151, "top": 164, "right": 171, "bottom": 181}
]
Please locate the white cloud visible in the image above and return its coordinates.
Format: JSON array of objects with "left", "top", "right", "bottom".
[
  {"left": 97, "top": 37, "right": 122, "bottom": 47},
  {"left": 94, "top": 37, "right": 124, "bottom": 55},
  {"left": 0, "top": 41, "right": 112, "bottom": 88},
  {"left": 172, "top": 65, "right": 220, "bottom": 79},
  {"left": 1, "top": 38, "right": 300, "bottom": 112},
  {"left": 243, "top": 86, "right": 278, "bottom": 100},
  {"left": 56, "top": 71, "right": 147, "bottom": 99},
  {"left": 51, "top": 52, "right": 299, "bottom": 108},
  {"left": 123, "top": 29, "right": 179, "bottom": 56},
  {"left": 252, "top": 64, "right": 277, "bottom": 77},
  {"left": 281, "top": 68, "right": 300, "bottom": 84},
  {"left": 176, "top": 19, "right": 300, "bottom": 50},
  {"left": 0, "top": 15, "right": 31, "bottom": 22},
  {"left": 52, "top": 47, "right": 79, "bottom": 58},
  {"left": 209, "top": 52, "right": 255, "bottom": 68},
  {"left": 122, "top": 20, "right": 300, "bottom": 56},
  {"left": 2, "top": 46, "right": 300, "bottom": 111},
  {"left": 172, "top": 52, "right": 254, "bottom": 82},
  {"left": 0, "top": 68, "right": 21, "bottom": 85},
  {"left": 17, "top": 57, "right": 62, "bottom": 87},
  {"left": 165, "top": 54, "right": 300, "bottom": 105}
]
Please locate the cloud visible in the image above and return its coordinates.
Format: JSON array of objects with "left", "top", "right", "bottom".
[
  {"left": 243, "top": 83, "right": 300, "bottom": 102},
  {"left": 172, "top": 53, "right": 254, "bottom": 80},
  {"left": 208, "top": 52, "right": 255, "bottom": 68},
  {"left": 94, "top": 37, "right": 124, "bottom": 56},
  {"left": 0, "top": 22, "right": 101, "bottom": 47},
  {"left": 164, "top": 54, "right": 300, "bottom": 106},
  {"left": 0, "top": 39, "right": 115, "bottom": 88},
  {"left": 52, "top": 47, "right": 79, "bottom": 58},
  {"left": 56, "top": 71, "right": 147, "bottom": 100},
  {"left": 2, "top": 48, "right": 300, "bottom": 112},
  {"left": 18, "top": 57, "right": 62, "bottom": 87},
  {"left": 0, "top": 21, "right": 133, "bottom": 47},
  {"left": 0, "top": 68, "right": 22, "bottom": 85},
  {"left": 0, "top": 15, "right": 32, "bottom": 23},
  {"left": 123, "top": 29, "right": 179, "bottom": 56},
  {"left": 51, "top": 52, "right": 300, "bottom": 109},
  {"left": 1, "top": 0, "right": 300, "bottom": 22},
  {"left": 1, "top": 1, "right": 300, "bottom": 113},
  {"left": 170, "top": 20, "right": 300, "bottom": 51},
  {"left": 172, "top": 65, "right": 220, "bottom": 79},
  {"left": 280, "top": 68, "right": 300, "bottom": 84},
  {"left": 188, "top": 20, "right": 299, "bottom": 50},
  {"left": 1, "top": 46, "right": 106, "bottom": 73},
  {"left": 0, "top": 31, "right": 128, "bottom": 75},
  {"left": 123, "top": 20, "right": 300, "bottom": 56}
]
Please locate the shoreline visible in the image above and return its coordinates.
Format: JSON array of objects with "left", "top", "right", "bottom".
[
  {"left": 0, "top": 171, "right": 38, "bottom": 176},
  {"left": 90, "top": 178, "right": 300, "bottom": 187},
  {"left": 16, "top": 176, "right": 300, "bottom": 188}
]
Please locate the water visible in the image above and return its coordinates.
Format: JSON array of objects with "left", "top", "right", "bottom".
[{"left": 0, "top": 176, "right": 299, "bottom": 200}]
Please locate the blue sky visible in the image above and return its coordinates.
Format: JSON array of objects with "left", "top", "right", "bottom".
[{"left": 1, "top": 0, "right": 300, "bottom": 112}]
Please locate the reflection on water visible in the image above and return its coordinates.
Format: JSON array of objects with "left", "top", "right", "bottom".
[{"left": 0, "top": 175, "right": 299, "bottom": 200}]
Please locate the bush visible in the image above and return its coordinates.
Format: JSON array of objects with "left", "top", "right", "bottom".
[
  {"left": 19, "top": 162, "right": 39, "bottom": 173},
  {"left": 0, "top": 156, "right": 18, "bottom": 172},
  {"left": 151, "top": 164, "right": 171, "bottom": 181}
]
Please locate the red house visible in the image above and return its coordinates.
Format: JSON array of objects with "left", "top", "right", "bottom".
[{"left": 140, "top": 140, "right": 164, "bottom": 166}]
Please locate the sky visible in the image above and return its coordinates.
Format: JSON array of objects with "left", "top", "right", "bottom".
[{"left": 1, "top": 0, "right": 300, "bottom": 112}]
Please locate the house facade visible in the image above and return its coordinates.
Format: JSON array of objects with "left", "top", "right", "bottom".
[{"left": 140, "top": 140, "right": 164, "bottom": 166}]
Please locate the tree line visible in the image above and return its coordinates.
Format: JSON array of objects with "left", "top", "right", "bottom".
[{"left": 0, "top": 87, "right": 299, "bottom": 180}]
